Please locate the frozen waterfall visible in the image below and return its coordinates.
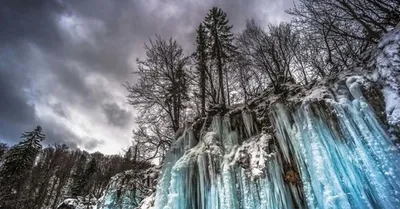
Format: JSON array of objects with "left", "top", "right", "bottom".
[{"left": 151, "top": 79, "right": 400, "bottom": 209}]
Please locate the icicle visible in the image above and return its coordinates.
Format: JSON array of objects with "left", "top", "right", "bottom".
[{"left": 271, "top": 81, "right": 400, "bottom": 209}]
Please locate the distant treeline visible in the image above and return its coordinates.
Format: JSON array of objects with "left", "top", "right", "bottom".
[{"left": 0, "top": 126, "right": 144, "bottom": 209}]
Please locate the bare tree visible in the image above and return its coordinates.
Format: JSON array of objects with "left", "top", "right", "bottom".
[
  {"left": 235, "top": 20, "right": 300, "bottom": 93},
  {"left": 126, "top": 35, "right": 189, "bottom": 133},
  {"left": 288, "top": 0, "right": 400, "bottom": 75}
]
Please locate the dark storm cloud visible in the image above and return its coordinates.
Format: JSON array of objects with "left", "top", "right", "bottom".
[
  {"left": 0, "top": 45, "right": 38, "bottom": 144},
  {"left": 0, "top": 0, "right": 64, "bottom": 49},
  {"left": 102, "top": 103, "right": 132, "bottom": 128},
  {"left": 0, "top": 0, "right": 292, "bottom": 152}
]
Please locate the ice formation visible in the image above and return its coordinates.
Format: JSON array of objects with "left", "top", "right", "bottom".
[{"left": 151, "top": 91, "right": 400, "bottom": 209}]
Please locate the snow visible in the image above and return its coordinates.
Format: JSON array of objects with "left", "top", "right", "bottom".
[
  {"left": 383, "top": 87, "right": 400, "bottom": 126},
  {"left": 57, "top": 197, "right": 98, "bottom": 209},
  {"left": 302, "top": 87, "right": 331, "bottom": 104},
  {"left": 137, "top": 193, "right": 155, "bottom": 209},
  {"left": 375, "top": 25, "right": 400, "bottom": 127},
  {"left": 231, "top": 133, "right": 272, "bottom": 180}
]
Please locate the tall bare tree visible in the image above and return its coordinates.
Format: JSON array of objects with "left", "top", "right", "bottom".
[{"left": 126, "top": 35, "right": 189, "bottom": 133}]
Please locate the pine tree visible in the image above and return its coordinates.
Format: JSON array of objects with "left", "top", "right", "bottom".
[
  {"left": 82, "top": 157, "right": 97, "bottom": 195},
  {"left": 70, "top": 156, "right": 98, "bottom": 197},
  {"left": 0, "top": 126, "right": 45, "bottom": 208},
  {"left": 203, "top": 7, "right": 235, "bottom": 107},
  {"left": 194, "top": 23, "right": 208, "bottom": 116},
  {"left": 70, "top": 153, "right": 87, "bottom": 197},
  {"left": 0, "top": 142, "right": 8, "bottom": 162}
]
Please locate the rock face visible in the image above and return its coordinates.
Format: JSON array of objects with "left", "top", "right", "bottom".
[{"left": 141, "top": 26, "right": 400, "bottom": 209}]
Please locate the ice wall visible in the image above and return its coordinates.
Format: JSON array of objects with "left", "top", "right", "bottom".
[
  {"left": 153, "top": 113, "right": 301, "bottom": 209},
  {"left": 149, "top": 78, "right": 400, "bottom": 209},
  {"left": 271, "top": 80, "right": 400, "bottom": 209}
]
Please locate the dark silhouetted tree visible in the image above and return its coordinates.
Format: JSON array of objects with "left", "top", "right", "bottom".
[
  {"left": 204, "top": 7, "right": 235, "bottom": 107},
  {"left": 0, "top": 126, "right": 45, "bottom": 209},
  {"left": 194, "top": 23, "right": 209, "bottom": 116}
]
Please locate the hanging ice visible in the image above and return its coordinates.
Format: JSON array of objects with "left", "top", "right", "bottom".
[{"left": 272, "top": 80, "right": 400, "bottom": 209}]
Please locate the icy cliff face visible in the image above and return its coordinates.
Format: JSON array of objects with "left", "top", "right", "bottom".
[
  {"left": 151, "top": 95, "right": 400, "bottom": 209},
  {"left": 139, "top": 26, "right": 400, "bottom": 209}
]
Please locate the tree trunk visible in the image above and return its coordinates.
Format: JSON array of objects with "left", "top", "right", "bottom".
[
  {"left": 216, "top": 44, "right": 225, "bottom": 107},
  {"left": 225, "top": 64, "right": 230, "bottom": 106},
  {"left": 200, "top": 63, "right": 206, "bottom": 116}
]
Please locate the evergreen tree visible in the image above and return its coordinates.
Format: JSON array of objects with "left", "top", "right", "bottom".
[
  {"left": 83, "top": 157, "right": 97, "bottom": 195},
  {"left": 0, "top": 142, "right": 8, "bottom": 162},
  {"left": 0, "top": 126, "right": 45, "bottom": 208},
  {"left": 70, "top": 153, "right": 87, "bottom": 197},
  {"left": 203, "top": 7, "right": 235, "bottom": 107},
  {"left": 70, "top": 155, "right": 98, "bottom": 197},
  {"left": 194, "top": 23, "right": 208, "bottom": 116}
]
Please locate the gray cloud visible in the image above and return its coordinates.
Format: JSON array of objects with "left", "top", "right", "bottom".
[
  {"left": 0, "top": 46, "right": 38, "bottom": 144},
  {"left": 42, "top": 120, "right": 105, "bottom": 151},
  {"left": 42, "top": 122, "right": 81, "bottom": 149},
  {"left": 0, "top": 0, "right": 291, "bottom": 153},
  {"left": 50, "top": 103, "right": 68, "bottom": 118},
  {"left": 102, "top": 103, "right": 132, "bottom": 128},
  {"left": 0, "top": 0, "right": 64, "bottom": 50},
  {"left": 82, "top": 137, "right": 105, "bottom": 150}
]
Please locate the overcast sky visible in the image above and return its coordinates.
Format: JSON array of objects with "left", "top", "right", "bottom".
[{"left": 0, "top": 0, "right": 293, "bottom": 154}]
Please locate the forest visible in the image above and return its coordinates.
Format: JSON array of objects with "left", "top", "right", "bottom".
[
  {"left": 0, "top": 0, "right": 399, "bottom": 208},
  {"left": 0, "top": 126, "right": 148, "bottom": 209}
]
